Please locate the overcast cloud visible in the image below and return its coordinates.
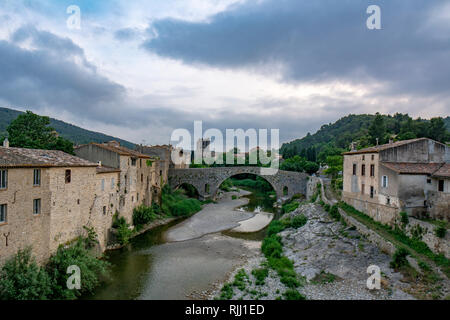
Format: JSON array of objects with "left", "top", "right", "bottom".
[{"left": 0, "top": 0, "right": 448, "bottom": 148}]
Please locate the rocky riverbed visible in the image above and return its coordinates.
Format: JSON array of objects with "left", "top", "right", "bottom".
[{"left": 210, "top": 202, "right": 417, "bottom": 300}]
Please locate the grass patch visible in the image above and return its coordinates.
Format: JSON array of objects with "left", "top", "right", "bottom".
[{"left": 283, "top": 289, "right": 306, "bottom": 300}]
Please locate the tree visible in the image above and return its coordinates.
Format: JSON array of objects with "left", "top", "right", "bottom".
[
  {"left": 427, "top": 117, "right": 447, "bottom": 142},
  {"left": 368, "top": 113, "right": 386, "bottom": 145},
  {"left": 6, "top": 111, "right": 74, "bottom": 154},
  {"left": 0, "top": 248, "right": 53, "bottom": 300}
]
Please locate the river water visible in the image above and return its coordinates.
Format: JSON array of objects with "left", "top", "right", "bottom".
[{"left": 85, "top": 188, "right": 276, "bottom": 300}]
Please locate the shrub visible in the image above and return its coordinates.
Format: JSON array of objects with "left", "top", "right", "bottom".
[
  {"left": 390, "top": 248, "right": 410, "bottom": 269},
  {"left": 282, "top": 201, "right": 299, "bottom": 214},
  {"left": 290, "top": 215, "right": 307, "bottom": 229},
  {"left": 232, "top": 269, "right": 249, "bottom": 291},
  {"left": 323, "top": 204, "right": 331, "bottom": 212},
  {"left": 435, "top": 223, "right": 447, "bottom": 239},
  {"left": 171, "top": 198, "right": 202, "bottom": 217},
  {"left": 400, "top": 211, "right": 409, "bottom": 225},
  {"left": 267, "top": 220, "right": 287, "bottom": 237},
  {"left": 0, "top": 248, "right": 53, "bottom": 300},
  {"left": 329, "top": 205, "right": 341, "bottom": 220},
  {"left": 283, "top": 289, "right": 306, "bottom": 300},
  {"left": 46, "top": 239, "right": 111, "bottom": 299},
  {"left": 232, "top": 195, "right": 237, "bottom": 200},
  {"left": 219, "top": 284, "right": 233, "bottom": 300},
  {"left": 262, "top": 235, "right": 283, "bottom": 259},
  {"left": 132, "top": 205, "right": 156, "bottom": 228},
  {"left": 252, "top": 268, "right": 269, "bottom": 285}
]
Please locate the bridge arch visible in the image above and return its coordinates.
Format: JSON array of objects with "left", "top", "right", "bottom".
[
  {"left": 214, "top": 172, "right": 278, "bottom": 200},
  {"left": 169, "top": 167, "right": 308, "bottom": 201}
]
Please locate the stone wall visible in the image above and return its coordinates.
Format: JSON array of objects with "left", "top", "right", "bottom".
[
  {"left": 404, "top": 218, "right": 449, "bottom": 258},
  {"left": 0, "top": 168, "right": 52, "bottom": 265}
]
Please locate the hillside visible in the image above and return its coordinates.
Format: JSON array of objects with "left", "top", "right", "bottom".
[
  {"left": 0, "top": 107, "right": 135, "bottom": 149},
  {"left": 281, "top": 113, "right": 450, "bottom": 161}
]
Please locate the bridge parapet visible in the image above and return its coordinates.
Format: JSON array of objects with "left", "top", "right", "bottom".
[{"left": 168, "top": 167, "right": 308, "bottom": 201}]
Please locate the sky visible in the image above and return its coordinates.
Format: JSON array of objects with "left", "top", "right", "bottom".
[{"left": 0, "top": 0, "right": 449, "bottom": 149}]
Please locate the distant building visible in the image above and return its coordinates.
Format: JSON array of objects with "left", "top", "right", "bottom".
[
  {"left": 343, "top": 138, "right": 450, "bottom": 224},
  {"left": 0, "top": 143, "right": 118, "bottom": 265}
]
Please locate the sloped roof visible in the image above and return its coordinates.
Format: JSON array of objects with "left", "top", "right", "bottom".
[
  {"left": 76, "top": 142, "right": 151, "bottom": 159},
  {"left": 343, "top": 138, "right": 441, "bottom": 155},
  {"left": 0, "top": 147, "right": 98, "bottom": 168},
  {"left": 380, "top": 162, "right": 445, "bottom": 175},
  {"left": 432, "top": 163, "right": 450, "bottom": 178}
]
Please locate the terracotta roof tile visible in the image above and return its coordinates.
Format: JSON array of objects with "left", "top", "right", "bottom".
[
  {"left": 380, "top": 162, "right": 445, "bottom": 175},
  {"left": 432, "top": 163, "right": 450, "bottom": 178},
  {"left": 0, "top": 147, "right": 98, "bottom": 168}
]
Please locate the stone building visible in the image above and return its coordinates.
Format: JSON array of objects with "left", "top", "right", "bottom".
[
  {"left": 74, "top": 141, "right": 160, "bottom": 224},
  {"left": 343, "top": 138, "right": 450, "bottom": 224},
  {"left": 0, "top": 144, "right": 118, "bottom": 265}
]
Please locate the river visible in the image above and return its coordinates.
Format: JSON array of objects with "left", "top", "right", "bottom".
[{"left": 84, "top": 188, "right": 277, "bottom": 300}]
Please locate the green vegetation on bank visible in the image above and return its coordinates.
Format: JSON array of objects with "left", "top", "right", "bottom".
[
  {"left": 338, "top": 202, "right": 450, "bottom": 277},
  {"left": 162, "top": 185, "right": 202, "bottom": 217},
  {"left": 0, "top": 236, "right": 110, "bottom": 300}
]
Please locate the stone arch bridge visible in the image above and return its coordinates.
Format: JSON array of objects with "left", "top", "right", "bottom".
[{"left": 168, "top": 167, "right": 309, "bottom": 201}]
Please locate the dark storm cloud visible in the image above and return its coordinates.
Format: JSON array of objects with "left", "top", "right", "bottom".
[{"left": 143, "top": 0, "right": 450, "bottom": 97}]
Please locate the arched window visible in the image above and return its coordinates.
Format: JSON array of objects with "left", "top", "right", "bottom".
[
  {"left": 283, "top": 186, "right": 288, "bottom": 196},
  {"left": 205, "top": 184, "right": 210, "bottom": 194}
]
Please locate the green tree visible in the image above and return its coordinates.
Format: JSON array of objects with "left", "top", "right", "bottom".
[
  {"left": 427, "top": 117, "right": 447, "bottom": 142},
  {"left": 6, "top": 111, "right": 74, "bottom": 154},
  {"left": 368, "top": 113, "right": 386, "bottom": 145},
  {"left": 0, "top": 248, "right": 53, "bottom": 300}
]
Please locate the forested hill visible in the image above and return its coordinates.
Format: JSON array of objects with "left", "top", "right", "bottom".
[
  {"left": 281, "top": 113, "right": 450, "bottom": 162},
  {"left": 0, "top": 107, "right": 135, "bottom": 149}
]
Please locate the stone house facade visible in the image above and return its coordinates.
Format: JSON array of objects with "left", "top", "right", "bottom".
[
  {"left": 74, "top": 141, "right": 160, "bottom": 224},
  {"left": 343, "top": 138, "right": 450, "bottom": 225},
  {"left": 0, "top": 145, "right": 118, "bottom": 265}
]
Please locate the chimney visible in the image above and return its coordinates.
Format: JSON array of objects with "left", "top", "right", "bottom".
[
  {"left": 376, "top": 138, "right": 379, "bottom": 146},
  {"left": 98, "top": 161, "right": 102, "bottom": 167},
  {"left": 389, "top": 139, "right": 393, "bottom": 144},
  {"left": 2, "top": 138, "right": 9, "bottom": 148},
  {"left": 350, "top": 142, "right": 356, "bottom": 151}
]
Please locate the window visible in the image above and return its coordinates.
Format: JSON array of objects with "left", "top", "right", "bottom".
[
  {"left": 132, "top": 196, "right": 134, "bottom": 202},
  {"left": 427, "top": 179, "right": 431, "bottom": 184},
  {"left": 386, "top": 197, "right": 391, "bottom": 205},
  {"left": 371, "top": 155, "right": 375, "bottom": 161},
  {"left": 137, "top": 193, "right": 139, "bottom": 202},
  {"left": 103, "top": 206, "right": 106, "bottom": 215},
  {"left": 131, "top": 158, "right": 137, "bottom": 166},
  {"left": 0, "top": 204, "right": 6, "bottom": 223},
  {"left": 111, "top": 178, "right": 115, "bottom": 189},
  {"left": 361, "top": 184, "right": 365, "bottom": 195},
  {"left": 438, "top": 180, "right": 444, "bottom": 192},
  {"left": 382, "top": 176, "right": 388, "bottom": 188},
  {"left": 370, "top": 165, "right": 375, "bottom": 177},
  {"left": 33, "top": 169, "right": 41, "bottom": 186},
  {"left": 0, "top": 170, "right": 7, "bottom": 189},
  {"left": 101, "top": 179, "right": 105, "bottom": 191},
  {"left": 361, "top": 164, "right": 366, "bottom": 176},
  {"left": 33, "top": 199, "right": 41, "bottom": 215},
  {"left": 362, "top": 155, "right": 365, "bottom": 161},
  {"left": 141, "top": 174, "right": 144, "bottom": 183},
  {"left": 140, "top": 159, "right": 142, "bottom": 167},
  {"left": 65, "top": 170, "right": 71, "bottom": 184},
  {"left": 352, "top": 164, "right": 357, "bottom": 175},
  {"left": 370, "top": 186, "right": 374, "bottom": 198}
]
